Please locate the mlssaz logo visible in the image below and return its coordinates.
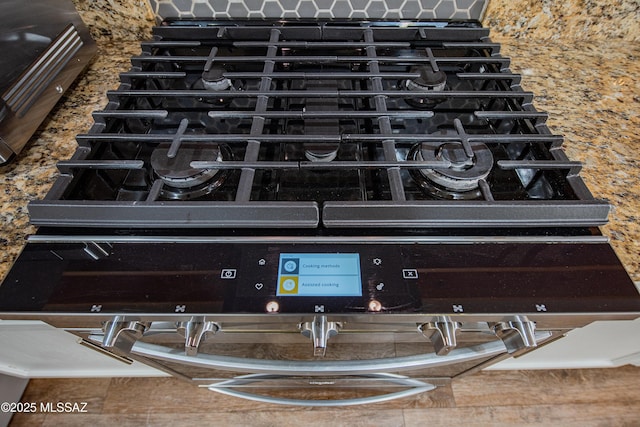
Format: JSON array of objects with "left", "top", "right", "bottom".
[{"left": 40, "top": 402, "right": 88, "bottom": 413}]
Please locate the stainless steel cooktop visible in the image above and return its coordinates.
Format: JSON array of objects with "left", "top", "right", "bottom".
[{"left": 28, "top": 20, "right": 608, "bottom": 229}]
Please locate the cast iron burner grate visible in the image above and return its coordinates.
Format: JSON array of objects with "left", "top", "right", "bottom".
[{"left": 29, "top": 21, "right": 610, "bottom": 229}]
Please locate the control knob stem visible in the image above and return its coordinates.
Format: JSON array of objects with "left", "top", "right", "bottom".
[
  {"left": 102, "top": 316, "right": 148, "bottom": 355},
  {"left": 300, "top": 315, "right": 341, "bottom": 357},
  {"left": 177, "top": 317, "right": 219, "bottom": 356},
  {"left": 419, "top": 317, "right": 461, "bottom": 356},
  {"left": 493, "top": 316, "right": 538, "bottom": 354}
]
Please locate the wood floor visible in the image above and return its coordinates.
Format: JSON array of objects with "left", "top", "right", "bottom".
[{"left": 7, "top": 366, "right": 640, "bottom": 426}]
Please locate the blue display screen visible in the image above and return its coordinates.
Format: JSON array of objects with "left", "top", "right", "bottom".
[{"left": 276, "top": 253, "right": 362, "bottom": 297}]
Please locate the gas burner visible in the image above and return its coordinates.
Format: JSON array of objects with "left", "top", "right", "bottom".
[
  {"left": 408, "top": 130, "right": 494, "bottom": 200},
  {"left": 402, "top": 64, "right": 447, "bottom": 109},
  {"left": 304, "top": 143, "right": 339, "bottom": 162},
  {"left": 201, "top": 65, "right": 232, "bottom": 91},
  {"left": 405, "top": 64, "right": 447, "bottom": 92},
  {"left": 191, "top": 65, "right": 233, "bottom": 106},
  {"left": 150, "top": 143, "right": 232, "bottom": 200}
]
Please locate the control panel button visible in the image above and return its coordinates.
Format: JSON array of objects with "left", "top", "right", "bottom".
[
  {"left": 368, "top": 300, "right": 382, "bottom": 312},
  {"left": 281, "top": 279, "right": 296, "bottom": 292},
  {"left": 402, "top": 269, "right": 418, "bottom": 279},
  {"left": 265, "top": 301, "right": 280, "bottom": 313},
  {"left": 283, "top": 260, "right": 298, "bottom": 273},
  {"left": 220, "top": 268, "right": 237, "bottom": 279}
]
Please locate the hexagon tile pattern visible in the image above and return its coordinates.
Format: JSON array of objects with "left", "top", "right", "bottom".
[{"left": 149, "top": 0, "right": 488, "bottom": 20}]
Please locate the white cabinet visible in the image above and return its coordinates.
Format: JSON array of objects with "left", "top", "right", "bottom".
[
  {"left": 490, "top": 318, "right": 640, "bottom": 370},
  {"left": 0, "top": 320, "right": 164, "bottom": 378}
]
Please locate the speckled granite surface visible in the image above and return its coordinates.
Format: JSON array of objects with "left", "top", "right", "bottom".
[
  {"left": 70, "top": 0, "right": 155, "bottom": 41},
  {"left": 485, "top": 0, "right": 640, "bottom": 41},
  {"left": 0, "top": 38, "right": 638, "bottom": 284}
]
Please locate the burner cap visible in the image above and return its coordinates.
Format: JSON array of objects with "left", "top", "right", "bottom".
[
  {"left": 201, "top": 65, "right": 232, "bottom": 91},
  {"left": 418, "top": 142, "right": 493, "bottom": 191},
  {"left": 405, "top": 65, "right": 447, "bottom": 92},
  {"left": 408, "top": 130, "right": 494, "bottom": 199},
  {"left": 304, "top": 143, "right": 339, "bottom": 162},
  {"left": 150, "top": 143, "right": 233, "bottom": 200},
  {"left": 151, "top": 143, "right": 222, "bottom": 188},
  {"left": 402, "top": 65, "right": 447, "bottom": 109}
]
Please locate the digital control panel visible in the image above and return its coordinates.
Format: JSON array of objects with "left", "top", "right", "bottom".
[
  {"left": 2, "top": 240, "right": 637, "bottom": 317},
  {"left": 276, "top": 253, "right": 362, "bottom": 297},
  {"left": 226, "top": 244, "right": 421, "bottom": 313}
]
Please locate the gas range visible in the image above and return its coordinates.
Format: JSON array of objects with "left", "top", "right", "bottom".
[{"left": 1, "top": 20, "right": 638, "bottom": 406}]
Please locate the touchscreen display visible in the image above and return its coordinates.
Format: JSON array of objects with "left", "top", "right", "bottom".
[{"left": 276, "top": 253, "right": 362, "bottom": 297}]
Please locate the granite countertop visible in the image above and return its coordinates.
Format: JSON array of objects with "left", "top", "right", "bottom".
[
  {"left": 485, "top": 0, "right": 640, "bottom": 42},
  {"left": 0, "top": 37, "right": 638, "bottom": 283}
]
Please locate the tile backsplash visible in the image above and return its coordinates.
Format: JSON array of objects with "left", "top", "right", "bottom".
[
  {"left": 71, "top": 0, "right": 639, "bottom": 42},
  {"left": 148, "top": 0, "right": 489, "bottom": 20}
]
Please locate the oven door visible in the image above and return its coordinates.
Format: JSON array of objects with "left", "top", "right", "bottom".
[{"left": 83, "top": 317, "right": 554, "bottom": 406}]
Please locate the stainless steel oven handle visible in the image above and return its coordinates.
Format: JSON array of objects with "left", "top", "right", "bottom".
[
  {"left": 206, "top": 373, "right": 435, "bottom": 407},
  {"left": 121, "top": 331, "right": 551, "bottom": 375}
]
